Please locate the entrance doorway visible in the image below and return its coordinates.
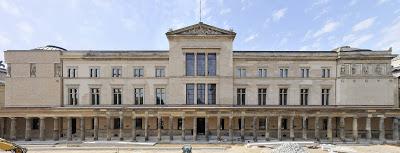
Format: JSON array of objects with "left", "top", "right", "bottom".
[
  {"left": 72, "top": 118, "right": 76, "bottom": 134},
  {"left": 197, "top": 118, "right": 205, "bottom": 135}
]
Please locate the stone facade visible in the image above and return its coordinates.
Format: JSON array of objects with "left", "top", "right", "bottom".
[{"left": 0, "top": 22, "right": 399, "bottom": 143}]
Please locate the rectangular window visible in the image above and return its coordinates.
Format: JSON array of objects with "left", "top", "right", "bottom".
[
  {"left": 134, "top": 67, "right": 144, "bottom": 78},
  {"left": 282, "top": 119, "right": 288, "bottom": 129},
  {"left": 156, "top": 88, "right": 166, "bottom": 105},
  {"left": 113, "top": 118, "right": 121, "bottom": 129},
  {"left": 322, "top": 89, "right": 330, "bottom": 105},
  {"left": 207, "top": 53, "right": 216, "bottom": 76},
  {"left": 197, "top": 84, "right": 205, "bottom": 104},
  {"left": 68, "top": 88, "right": 78, "bottom": 105},
  {"left": 30, "top": 63, "right": 36, "bottom": 77},
  {"left": 186, "top": 84, "right": 195, "bottom": 104},
  {"left": 237, "top": 88, "right": 246, "bottom": 105},
  {"left": 279, "top": 88, "right": 288, "bottom": 105},
  {"left": 90, "top": 67, "right": 100, "bottom": 78},
  {"left": 32, "top": 118, "right": 39, "bottom": 130},
  {"left": 300, "top": 89, "right": 309, "bottom": 105},
  {"left": 301, "top": 68, "right": 309, "bottom": 78},
  {"left": 185, "top": 53, "right": 195, "bottom": 76},
  {"left": 112, "top": 88, "right": 122, "bottom": 105},
  {"left": 236, "top": 68, "right": 246, "bottom": 78},
  {"left": 258, "top": 68, "right": 267, "bottom": 78},
  {"left": 321, "top": 68, "right": 330, "bottom": 78},
  {"left": 207, "top": 84, "right": 216, "bottom": 104},
  {"left": 280, "top": 68, "right": 288, "bottom": 78},
  {"left": 134, "top": 88, "right": 144, "bottom": 105},
  {"left": 112, "top": 67, "right": 122, "bottom": 77},
  {"left": 259, "top": 119, "right": 266, "bottom": 130},
  {"left": 258, "top": 88, "right": 267, "bottom": 105},
  {"left": 220, "top": 119, "right": 225, "bottom": 130},
  {"left": 136, "top": 118, "right": 143, "bottom": 129},
  {"left": 196, "top": 53, "right": 206, "bottom": 76},
  {"left": 68, "top": 67, "right": 77, "bottom": 78},
  {"left": 155, "top": 67, "right": 165, "bottom": 77},
  {"left": 178, "top": 118, "right": 183, "bottom": 130},
  {"left": 90, "top": 88, "right": 100, "bottom": 105}
]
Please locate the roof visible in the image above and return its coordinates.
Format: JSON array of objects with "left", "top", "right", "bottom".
[
  {"left": 32, "top": 45, "right": 67, "bottom": 51},
  {"left": 166, "top": 22, "right": 236, "bottom": 36}
]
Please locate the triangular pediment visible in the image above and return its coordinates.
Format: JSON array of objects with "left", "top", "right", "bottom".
[{"left": 166, "top": 22, "right": 236, "bottom": 36}]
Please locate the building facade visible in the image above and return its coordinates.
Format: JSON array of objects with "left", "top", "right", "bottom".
[{"left": 1, "top": 22, "right": 400, "bottom": 143}]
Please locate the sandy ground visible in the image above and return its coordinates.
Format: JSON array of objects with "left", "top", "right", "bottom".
[{"left": 2, "top": 144, "right": 400, "bottom": 153}]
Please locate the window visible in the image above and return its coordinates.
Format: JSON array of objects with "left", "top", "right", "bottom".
[
  {"left": 197, "top": 84, "right": 205, "bottom": 104},
  {"left": 258, "top": 88, "right": 267, "bottom": 105},
  {"left": 301, "top": 68, "right": 309, "bottom": 78},
  {"left": 300, "top": 89, "right": 308, "bottom": 105},
  {"left": 68, "top": 88, "right": 78, "bottom": 105},
  {"left": 178, "top": 118, "right": 183, "bottom": 130},
  {"left": 321, "top": 68, "right": 330, "bottom": 78},
  {"left": 30, "top": 63, "right": 36, "bottom": 77},
  {"left": 90, "top": 67, "right": 100, "bottom": 78},
  {"left": 282, "top": 119, "right": 288, "bottom": 129},
  {"left": 136, "top": 118, "right": 143, "bottom": 129},
  {"left": 156, "top": 88, "right": 166, "bottom": 105},
  {"left": 157, "top": 118, "right": 164, "bottom": 129},
  {"left": 207, "top": 53, "right": 216, "bottom": 76},
  {"left": 237, "top": 88, "right": 246, "bottom": 105},
  {"left": 54, "top": 63, "right": 62, "bottom": 77},
  {"left": 236, "top": 67, "right": 246, "bottom": 78},
  {"left": 134, "top": 88, "right": 144, "bottom": 105},
  {"left": 196, "top": 53, "right": 206, "bottom": 76},
  {"left": 90, "top": 88, "right": 100, "bottom": 105},
  {"left": 155, "top": 67, "right": 165, "bottom": 77},
  {"left": 259, "top": 119, "right": 266, "bottom": 130},
  {"left": 32, "top": 118, "right": 39, "bottom": 130},
  {"left": 67, "top": 67, "right": 77, "bottom": 78},
  {"left": 134, "top": 67, "right": 144, "bottom": 77},
  {"left": 220, "top": 119, "right": 225, "bottom": 130},
  {"left": 258, "top": 68, "right": 267, "bottom": 78},
  {"left": 186, "top": 84, "right": 195, "bottom": 104},
  {"left": 112, "top": 67, "right": 122, "bottom": 77},
  {"left": 207, "top": 84, "right": 216, "bottom": 104},
  {"left": 91, "top": 119, "right": 95, "bottom": 129},
  {"left": 112, "top": 88, "right": 122, "bottom": 105},
  {"left": 113, "top": 118, "right": 121, "bottom": 129},
  {"left": 279, "top": 88, "right": 288, "bottom": 105},
  {"left": 280, "top": 68, "right": 288, "bottom": 78},
  {"left": 322, "top": 89, "right": 330, "bottom": 105},
  {"left": 185, "top": 53, "right": 195, "bottom": 76}
]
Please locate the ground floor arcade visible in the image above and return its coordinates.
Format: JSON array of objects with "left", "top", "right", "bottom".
[{"left": 0, "top": 107, "right": 399, "bottom": 143}]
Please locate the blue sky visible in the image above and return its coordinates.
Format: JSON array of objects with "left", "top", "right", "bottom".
[{"left": 0, "top": 0, "right": 400, "bottom": 61}]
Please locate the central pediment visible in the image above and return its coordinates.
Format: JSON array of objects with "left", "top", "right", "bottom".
[{"left": 166, "top": 22, "right": 236, "bottom": 37}]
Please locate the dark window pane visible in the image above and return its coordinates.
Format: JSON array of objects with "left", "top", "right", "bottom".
[
  {"left": 207, "top": 53, "right": 216, "bottom": 76},
  {"left": 208, "top": 84, "right": 216, "bottom": 104},
  {"left": 186, "top": 53, "right": 195, "bottom": 76},
  {"left": 196, "top": 53, "right": 205, "bottom": 76},
  {"left": 197, "top": 84, "right": 205, "bottom": 104},
  {"left": 186, "top": 84, "right": 195, "bottom": 104}
]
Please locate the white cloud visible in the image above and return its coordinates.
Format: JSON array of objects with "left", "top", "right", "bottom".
[
  {"left": 351, "top": 34, "right": 373, "bottom": 47},
  {"left": 0, "top": 34, "right": 11, "bottom": 46},
  {"left": 313, "top": 21, "right": 340, "bottom": 38},
  {"left": 348, "top": 0, "right": 358, "bottom": 6},
  {"left": 240, "top": 0, "right": 252, "bottom": 11},
  {"left": 219, "top": 8, "right": 231, "bottom": 15},
  {"left": 376, "top": 19, "right": 400, "bottom": 53},
  {"left": 17, "top": 22, "right": 34, "bottom": 43},
  {"left": 352, "top": 17, "right": 376, "bottom": 32},
  {"left": 377, "top": 0, "right": 388, "bottom": 5},
  {"left": 272, "top": 8, "right": 287, "bottom": 21},
  {"left": 244, "top": 33, "right": 258, "bottom": 43},
  {"left": 0, "top": 0, "right": 20, "bottom": 16},
  {"left": 313, "top": 7, "right": 328, "bottom": 20}
]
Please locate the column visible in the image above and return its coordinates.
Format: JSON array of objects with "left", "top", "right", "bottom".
[
  {"left": 339, "top": 117, "right": 345, "bottom": 141},
  {"left": 277, "top": 116, "right": 282, "bottom": 141},
  {"left": 393, "top": 117, "right": 399, "bottom": 141},
  {"left": 119, "top": 112, "right": 124, "bottom": 141},
  {"left": 10, "top": 117, "right": 16, "bottom": 140},
  {"left": 366, "top": 117, "right": 372, "bottom": 143},
  {"left": 352, "top": 117, "right": 358, "bottom": 143},
  {"left": 217, "top": 115, "right": 221, "bottom": 141},
  {"left": 228, "top": 116, "right": 233, "bottom": 142},
  {"left": 193, "top": 117, "right": 197, "bottom": 141},
  {"left": 25, "top": 117, "right": 31, "bottom": 141},
  {"left": 240, "top": 115, "right": 245, "bottom": 142},
  {"left": 181, "top": 116, "right": 185, "bottom": 141},
  {"left": 0, "top": 118, "right": 4, "bottom": 138},
  {"left": 169, "top": 115, "right": 173, "bottom": 141},
  {"left": 157, "top": 115, "right": 162, "bottom": 141},
  {"left": 379, "top": 116, "right": 385, "bottom": 143},
  {"left": 252, "top": 116, "right": 257, "bottom": 142},
  {"left": 93, "top": 117, "right": 99, "bottom": 141},
  {"left": 80, "top": 117, "right": 85, "bottom": 141},
  {"left": 106, "top": 114, "right": 111, "bottom": 141},
  {"left": 289, "top": 116, "right": 294, "bottom": 141},
  {"left": 131, "top": 114, "right": 136, "bottom": 142},
  {"left": 314, "top": 116, "right": 320, "bottom": 141},
  {"left": 327, "top": 117, "right": 332, "bottom": 143},
  {"left": 53, "top": 117, "right": 59, "bottom": 141},
  {"left": 265, "top": 117, "right": 270, "bottom": 141},
  {"left": 302, "top": 116, "right": 307, "bottom": 140},
  {"left": 39, "top": 117, "right": 45, "bottom": 141},
  {"left": 144, "top": 113, "right": 149, "bottom": 141},
  {"left": 205, "top": 116, "right": 209, "bottom": 141},
  {"left": 67, "top": 117, "right": 72, "bottom": 141}
]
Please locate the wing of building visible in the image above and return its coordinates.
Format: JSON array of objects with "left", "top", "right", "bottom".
[{"left": 1, "top": 22, "right": 399, "bottom": 143}]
